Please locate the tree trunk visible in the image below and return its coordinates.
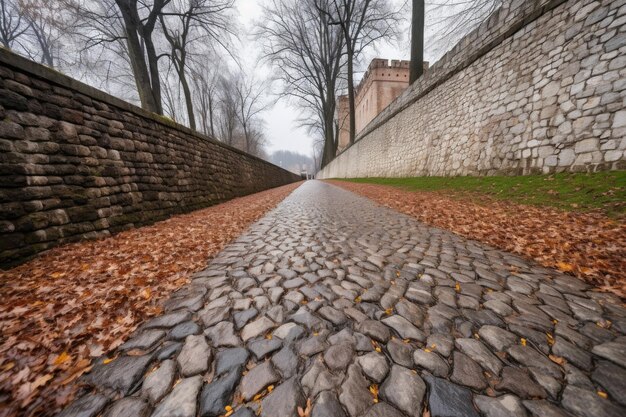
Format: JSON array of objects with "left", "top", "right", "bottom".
[
  {"left": 244, "top": 125, "right": 250, "bottom": 153},
  {"left": 208, "top": 93, "right": 215, "bottom": 137},
  {"left": 409, "top": 0, "right": 425, "bottom": 84},
  {"left": 321, "top": 110, "right": 337, "bottom": 167},
  {"left": 172, "top": 50, "right": 195, "bottom": 130},
  {"left": 144, "top": 37, "right": 163, "bottom": 114},
  {"left": 41, "top": 47, "right": 53, "bottom": 67},
  {"left": 199, "top": 95, "right": 208, "bottom": 135},
  {"left": 116, "top": 1, "right": 160, "bottom": 114},
  {"left": 178, "top": 65, "right": 196, "bottom": 130},
  {"left": 346, "top": 47, "right": 356, "bottom": 145},
  {"left": 124, "top": 25, "right": 160, "bottom": 113}
]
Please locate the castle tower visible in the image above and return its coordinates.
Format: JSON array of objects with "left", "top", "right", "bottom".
[{"left": 336, "top": 58, "right": 428, "bottom": 153}]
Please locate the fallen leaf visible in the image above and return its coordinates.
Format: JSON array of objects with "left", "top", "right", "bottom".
[
  {"left": 141, "top": 288, "right": 151, "bottom": 299},
  {"left": 53, "top": 352, "right": 70, "bottom": 366},
  {"left": 32, "top": 374, "right": 53, "bottom": 389},
  {"left": 549, "top": 354, "right": 566, "bottom": 365},
  {"left": 556, "top": 262, "right": 574, "bottom": 272},
  {"left": 369, "top": 384, "right": 379, "bottom": 403},
  {"left": 297, "top": 398, "right": 312, "bottom": 417}
]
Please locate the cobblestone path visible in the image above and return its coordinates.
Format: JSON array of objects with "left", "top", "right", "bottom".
[{"left": 59, "top": 181, "right": 626, "bottom": 417}]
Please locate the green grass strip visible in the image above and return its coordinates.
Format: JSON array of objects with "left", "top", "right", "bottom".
[{"left": 337, "top": 171, "right": 626, "bottom": 218}]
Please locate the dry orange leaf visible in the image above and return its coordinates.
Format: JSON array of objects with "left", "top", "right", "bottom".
[
  {"left": 556, "top": 262, "right": 574, "bottom": 272},
  {"left": 53, "top": 352, "right": 70, "bottom": 366},
  {"left": 549, "top": 354, "right": 566, "bottom": 365},
  {"left": 102, "top": 357, "right": 115, "bottom": 365},
  {"left": 297, "top": 398, "right": 312, "bottom": 417},
  {"left": 141, "top": 288, "right": 151, "bottom": 299},
  {"left": 369, "top": 384, "right": 379, "bottom": 403}
]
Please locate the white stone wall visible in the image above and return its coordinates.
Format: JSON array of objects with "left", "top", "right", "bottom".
[{"left": 318, "top": 0, "right": 626, "bottom": 178}]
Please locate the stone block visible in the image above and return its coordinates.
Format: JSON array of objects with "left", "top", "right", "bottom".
[
  {"left": 574, "top": 138, "right": 599, "bottom": 153},
  {"left": 613, "top": 110, "right": 626, "bottom": 128},
  {"left": 544, "top": 155, "right": 558, "bottom": 167},
  {"left": 604, "top": 150, "right": 623, "bottom": 162},
  {"left": 0, "top": 121, "right": 25, "bottom": 139},
  {"left": 558, "top": 149, "right": 576, "bottom": 166}
]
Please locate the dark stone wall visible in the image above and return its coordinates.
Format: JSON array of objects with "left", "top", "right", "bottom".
[{"left": 0, "top": 49, "right": 301, "bottom": 267}]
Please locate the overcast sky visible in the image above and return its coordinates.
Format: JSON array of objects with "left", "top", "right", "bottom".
[{"left": 237, "top": 0, "right": 411, "bottom": 157}]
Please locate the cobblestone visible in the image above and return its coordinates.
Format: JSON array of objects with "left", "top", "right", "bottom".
[{"left": 59, "top": 181, "right": 626, "bottom": 417}]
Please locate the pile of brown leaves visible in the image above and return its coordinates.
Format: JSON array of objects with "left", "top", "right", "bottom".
[
  {"left": 0, "top": 182, "right": 300, "bottom": 417},
  {"left": 331, "top": 181, "right": 626, "bottom": 298}
]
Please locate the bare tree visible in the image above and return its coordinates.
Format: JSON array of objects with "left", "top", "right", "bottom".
[
  {"left": 16, "top": 0, "right": 72, "bottom": 68},
  {"left": 245, "top": 125, "right": 268, "bottom": 158},
  {"left": 190, "top": 57, "right": 221, "bottom": 137},
  {"left": 429, "top": 0, "right": 501, "bottom": 55},
  {"left": 258, "top": 0, "right": 344, "bottom": 168},
  {"left": 159, "top": 0, "right": 195, "bottom": 128},
  {"left": 1, "top": 0, "right": 62, "bottom": 67},
  {"left": 0, "top": 0, "right": 28, "bottom": 49},
  {"left": 311, "top": 136, "right": 325, "bottom": 172},
  {"left": 161, "top": 59, "right": 183, "bottom": 122},
  {"left": 159, "top": 0, "right": 236, "bottom": 130},
  {"left": 61, "top": 0, "right": 133, "bottom": 91},
  {"left": 217, "top": 74, "right": 239, "bottom": 146},
  {"left": 233, "top": 72, "right": 271, "bottom": 154},
  {"left": 63, "top": 0, "right": 167, "bottom": 113},
  {"left": 325, "top": 0, "right": 403, "bottom": 145},
  {"left": 113, "top": 0, "right": 171, "bottom": 114}
]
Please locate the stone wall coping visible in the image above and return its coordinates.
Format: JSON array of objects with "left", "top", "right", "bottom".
[
  {"left": 333, "top": 0, "right": 567, "bottom": 160},
  {"left": 0, "top": 47, "right": 284, "bottom": 171}
]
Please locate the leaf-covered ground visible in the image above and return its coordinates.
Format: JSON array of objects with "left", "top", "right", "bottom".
[
  {"left": 330, "top": 180, "right": 625, "bottom": 298},
  {"left": 340, "top": 172, "right": 626, "bottom": 218},
  {"left": 0, "top": 182, "right": 300, "bottom": 417}
]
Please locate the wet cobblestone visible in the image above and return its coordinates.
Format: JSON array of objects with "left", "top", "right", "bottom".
[{"left": 58, "top": 181, "right": 626, "bottom": 417}]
